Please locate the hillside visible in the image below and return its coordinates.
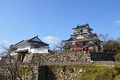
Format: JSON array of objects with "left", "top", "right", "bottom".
[{"left": 37, "top": 65, "right": 120, "bottom": 80}]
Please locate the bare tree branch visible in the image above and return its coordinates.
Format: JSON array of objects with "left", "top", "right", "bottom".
[{"left": 98, "top": 33, "right": 109, "bottom": 43}]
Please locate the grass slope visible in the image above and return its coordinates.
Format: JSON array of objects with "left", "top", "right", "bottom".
[
  {"left": 77, "top": 65, "right": 117, "bottom": 80},
  {"left": 49, "top": 65, "right": 120, "bottom": 80}
]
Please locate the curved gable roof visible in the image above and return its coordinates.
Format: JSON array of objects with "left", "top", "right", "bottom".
[
  {"left": 14, "top": 36, "right": 49, "bottom": 47},
  {"left": 72, "top": 23, "right": 93, "bottom": 30}
]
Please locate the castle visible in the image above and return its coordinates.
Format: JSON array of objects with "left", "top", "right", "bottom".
[{"left": 63, "top": 23, "right": 102, "bottom": 52}]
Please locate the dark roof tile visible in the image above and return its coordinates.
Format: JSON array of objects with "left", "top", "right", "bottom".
[
  {"left": 14, "top": 36, "right": 49, "bottom": 47},
  {"left": 72, "top": 23, "right": 93, "bottom": 30}
]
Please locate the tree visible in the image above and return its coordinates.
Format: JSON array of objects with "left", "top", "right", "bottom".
[
  {"left": 98, "top": 33, "right": 109, "bottom": 43},
  {"left": 0, "top": 45, "right": 36, "bottom": 80},
  {"left": 0, "top": 45, "right": 22, "bottom": 80},
  {"left": 53, "top": 40, "right": 64, "bottom": 52},
  {"left": 103, "top": 39, "right": 119, "bottom": 52},
  {"left": 98, "top": 34, "right": 116, "bottom": 52},
  {"left": 117, "top": 37, "right": 120, "bottom": 45},
  {"left": 116, "top": 37, "right": 120, "bottom": 53}
]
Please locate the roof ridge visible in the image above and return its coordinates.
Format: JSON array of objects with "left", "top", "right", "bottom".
[
  {"left": 15, "top": 40, "right": 24, "bottom": 45},
  {"left": 78, "top": 23, "right": 88, "bottom": 26},
  {"left": 14, "top": 36, "right": 38, "bottom": 45},
  {"left": 25, "top": 35, "right": 38, "bottom": 41}
]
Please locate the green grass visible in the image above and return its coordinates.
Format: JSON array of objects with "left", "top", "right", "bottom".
[{"left": 76, "top": 65, "right": 117, "bottom": 80}]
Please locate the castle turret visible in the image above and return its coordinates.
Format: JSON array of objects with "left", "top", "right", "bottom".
[{"left": 63, "top": 23, "right": 101, "bottom": 52}]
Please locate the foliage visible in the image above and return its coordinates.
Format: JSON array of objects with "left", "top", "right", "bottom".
[
  {"left": 77, "top": 66, "right": 117, "bottom": 80},
  {"left": 18, "top": 66, "right": 31, "bottom": 76},
  {"left": 114, "top": 53, "right": 120, "bottom": 61},
  {"left": 94, "top": 69, "right": 116, "bottom": 80},
  {"left": 77, "top": 66, "right": 104, "bottom": 80},
  {"left": 100, "top": 38, "right": 120, "bottom": 53},
  {"left": 98, "top": 34, "right": 120, "bottom": 53},
  {"left": 103, "top": 40, "right": 119, "bottom": 52},
  {"left": 115, "top": 46, "right": 120, "bottom": 53}
]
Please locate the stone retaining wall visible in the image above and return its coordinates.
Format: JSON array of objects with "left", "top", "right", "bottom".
[
  {"left": 38, "top": 65, "right": 85, "bottom": 80},
  {"left": 23, "top": 52, "right": 91, "bottom": 63},
  {"left": 0, "top": 52, "right": 118, "bottom": 80}
]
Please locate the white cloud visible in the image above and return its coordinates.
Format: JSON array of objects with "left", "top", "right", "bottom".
[
  {"left": 114, "top": 20, "right": 120, "bottom": 26},
  {"left": 2, "top": 40, "right": 9, "bottom": 43},
  {"left": 26, "top": 24, "right": 31, "bottom": 27},
  {"left": 43, "top": 36, "right": 61, "bottom": 44},
  {"left": 25, "top": 23, "right": 32, "bottom": 27}
]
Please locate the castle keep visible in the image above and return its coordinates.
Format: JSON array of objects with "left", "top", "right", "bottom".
[{"left": 63, "top": 23, "right": 101, "bottom": 52}]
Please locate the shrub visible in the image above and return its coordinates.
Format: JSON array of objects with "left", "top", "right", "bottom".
[
  {"left": 94, "top": 69, "right": 116, "bottom": 80},
  {"left": 114, "top": 53, "right": 120, "bottom": 61}
]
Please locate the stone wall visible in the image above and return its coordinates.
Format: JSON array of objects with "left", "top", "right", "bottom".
[
  {"left": 52, "top": 66, "right": 85, "bottom": 80},
  {"left": 0, "top": 52, "right": 117, "bottom": 80},
  {"left": 23, "top": 52, "right": 91, "bottom": 63},
  {"left": 0, "top": 64, "right": 86, "bottom": 80},
  {"left": 21, "top": 52, "right": 90, "bottom": 80},
  {"left": 38, "top": 66, "right": 56, "bottom": 80},
  {"left": 23, "top": 52, "right": 115, "bottom": 64},
  {"left": 38, "top": 65, "right": 85, "bottom": 80}
]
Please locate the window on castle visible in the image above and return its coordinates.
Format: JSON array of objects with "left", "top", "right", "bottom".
[{"left": 80, "top": 30, "right": 83, "bottom": 33}]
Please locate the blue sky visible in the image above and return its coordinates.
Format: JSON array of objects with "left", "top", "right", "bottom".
[{"left": 0, "top": 0, "right": 120, "bottom": 50}]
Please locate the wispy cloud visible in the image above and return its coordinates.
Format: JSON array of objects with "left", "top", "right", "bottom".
[
  {"left": 43, "top": 36, "right": 61, "bottom": 45},
  {"left": 114, "top": 20, "right": 120, "bottom": 26},
  {"left": 25, "top": 23, "right": 32, "bottom": 27},
  {"left": 2, "top": 40, "right": 10, "bottom": 44}
]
